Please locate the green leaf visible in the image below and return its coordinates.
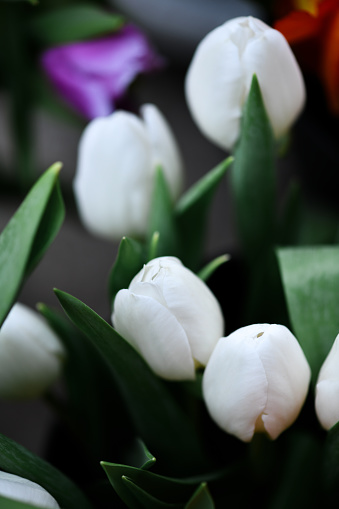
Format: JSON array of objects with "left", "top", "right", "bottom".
[
  {"left": 37, "top": 303, "right": 119, "bottom": 461},
  {"left": 197, "top": 255, "right": 230, "bottom": 282},
  {"left": 122, "top": 476, "right": 183, "bottom": 509},
  {"left": 147, "top": 167, "right": 178, "bottom": 259},
  {"left": 102, "top": 460, "right": 219, "bottom": 509},
  {"left": 54, "top": 290, "right": 206, "bottom": 472},
  {"left": 108, "top": 236, "right": 145, "bottom": 308},
  {"left": 137, "top": 441, "right": 156, "bottom": 471},
  {"left": 0, "top": 163, "right": 64, "bottom": 326},
  {"left": 147, "top": 231, "right": 160, "bottom": 262},
  {"left": 277, "top": 245, "right": 339, "bottom": 381},
  {"left": 175, "top": 157, "right": 232, "bottom": 271},
  {"left": 231, "top": 74, "right": 276, "bottom": 258},
  {"left": 0, "top": 433, "right": 92, "bottom": 509},
  {"left": 29, "top": 5, "right": 124, "bottom": 45},
  {"left": 185, "top": 483, "right": 215, "bottom": 509}
]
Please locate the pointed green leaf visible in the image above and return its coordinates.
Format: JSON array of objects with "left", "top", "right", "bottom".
[
  {"left": 54, "top": 290, "right": 206, "bottom": 472},
  {"left": 231, "top": 74, "right": 276, "bottom": 257},
  {"left": 185, "top": 483, "right": 215, "bottom": 509},
  {"left": 122, "top": 476, "right": 183, "bottom": 509},
  {"left": 277, "top": 246, "right": 339, "bottom": 381},
  {"left": 108, "top": 236, "right": 145, "bottom": 307},
  {"left": 0, "top": 433, "right": 92, "bottom": 509},
  {"left": 102, "top": 460, "right": 218, "bottom": 509},
  {"left": 0, "top": 163, "right": 64, "bottom": 326},
  {"left": 197, "top": 255, "right": 230, "bottom": 282},
  {"left": 29, "top": 5, "right": 124, "bottom": 45},
  {"left": 175, "top": 157, "right": 232, "bottom": 271},
  {"left": 147, "top": 167, "right": 178, "bottom": 259},
  {"left": 138, "top": 441, "right": 156, "bottom": 471}
]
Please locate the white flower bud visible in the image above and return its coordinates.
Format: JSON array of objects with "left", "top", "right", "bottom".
[
  {"left": 315, "top": 333, "right": 339, "bottom": 430},
  {"left": 0, "top": 303, "right": 65, "bottom": 399},
  {"left": 0, "top": 471, "right": 60, "bottom": 508},
  {"left": 203, "top": 324, "right": 311, "bottom": 442},
  {"left": 112, "top": 256, "right": 224, "bottom": 380},
  {"left": 73, "top": 104, "right": 183, "bottom": 240},
  {"left": 185, "top": 16, "right": 306, "bottom": 151}
]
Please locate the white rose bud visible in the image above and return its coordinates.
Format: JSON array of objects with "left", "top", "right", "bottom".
[
  {"left": 112, "top": 256, "right": 224, "bottom": 380},
  {"left": 0, "top": 303, "right": 65, "bottom": 399},
  {"left": 315, "top": 333, "right": 339, "bottom": 430},
  {"left": 73, "top": 103, "right": 183, "bottom": 240},
  {"left": 0, "top": 471, "right": 60, "bottom": 508},
  {"left": 185, "top": 16, "right": 306, "bottom": 151},
  {"left": 203, "top": 323, "right": 311, "bottom": 442}
]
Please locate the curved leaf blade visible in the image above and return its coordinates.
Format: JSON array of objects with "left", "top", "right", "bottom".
[
  {"left": 54, "top": 290, "right": 206, "bottom": 472},
  {"left": 231, "top": 74, "right": 276, "bottom": 257},
  {"left": 277, "top": 245, "right": 339, "bottom": 381},
  {"left": 0, "top": 163, "right": 64, "bottom": 326},
  {"left": 0, "top": 433, "right": 92, "bottom": 509},
  {"left": 175, "top": 157, "right": 232, "bottom": 271}
]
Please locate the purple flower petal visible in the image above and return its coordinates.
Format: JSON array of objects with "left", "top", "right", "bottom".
[{"left": 41, "top": 24, "right": 165, "bottom": 119}]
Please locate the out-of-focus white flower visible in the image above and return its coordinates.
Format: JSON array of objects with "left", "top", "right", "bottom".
[
  {"left": 185, "top": 16, "right": 306, "bottom": 151},
  {"left": 0, "top": 303, "right": 65, "bottom": 399},
  {"left": 112, "top": 256, "right": 224, "bottom": 380},
  {"left": 73, "top": 104, "right": 183, "bottom": 240},
  {"left": 315, "top": 333, "right": 339, "bottom": 430},
  {"left": 203, "top": 323, "right": 311, "bottom": 442},
  {"left": 0, "top": 471, "right": 60, "bottom": 508}
]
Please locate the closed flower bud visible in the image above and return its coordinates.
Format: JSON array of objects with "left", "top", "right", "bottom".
[
  {"left": 0, "top": 303, "right": 65, "bottom": 399},
  {"left": 185, "top": 16, "right": 306, "bottom": 151},
  {"left": 203, "top": 324, "right": 311, "bottom": 442},
  {"left": 73, "top": 104, "right": 183, "bottom": 240},
  {"left": 0, "top": 471, "right": 60, "bottom": 508},
  {"left": 315, "top": 333, "right": 339, "bottom": 430},
  {"left": 112, "top": 256, "right": 224, "bottom": 380}
]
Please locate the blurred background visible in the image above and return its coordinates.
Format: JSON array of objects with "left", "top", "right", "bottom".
[{"left": 0, "top": 0, "right": 338, "bottom": 464}]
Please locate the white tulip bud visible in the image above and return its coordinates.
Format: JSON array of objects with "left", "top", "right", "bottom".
[
  {"left": 203, "top": 324, "right": 311, "bottom": 442},
  {"left": 112, "top": 256, "right": 224, "bottom": 380},
  {"left": 315, "top": 333, "right": 339, "bottom": 430},
  {"left": 185, "top": 16, "right": 306, "bottom": 151},
  {"left": 0, "top": 303, "right": 65, "bottom": 399},
  {"left": 73, "top": 103, "right": 183, "bottom": 240},
  {"left": 0, "top": 471, "right": 60, "bottom": 508}
]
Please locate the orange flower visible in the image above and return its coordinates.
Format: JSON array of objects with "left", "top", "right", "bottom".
[{"left": 274, "top": 0, "right": 339, "bottom": 114}]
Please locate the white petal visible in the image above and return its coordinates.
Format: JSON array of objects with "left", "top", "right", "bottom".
[
  {"left": 256, "top": 324, "right": 311, "bottom": 439},
  {"left": 315, "top": 334, "right": 339, "bottom": 429},
  {"left": 131, "top": 257, "right": 224, "bottom": 366},
  {"left": 317, "top": 333, "right": 339, "bottom": 382},
  {"left": 74, "top": 111, "right": 153, "bottom": 239},
  {"left": 0, "top": 304, "right": 65, "bottom": 399},
  {"left": 0, "top": 472, "right": 60, "bottom": 508},
  {"left": 185, "top": 20, "right": 245, "bottom": 151},
  {"left": 315, "top": 380, "right": 339, "bottom": 430},
  {"left": 242, "top": 25, "right": 305, "bottom": 139},
  {"left": 203, "top": 334, "right": 267, "bottom": 442},
  {"left": 141, "top": 104, "right": 184, "bottom": 199},
  {"left": 113, "top": 290, "right": 195, "bottom": 380}
]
